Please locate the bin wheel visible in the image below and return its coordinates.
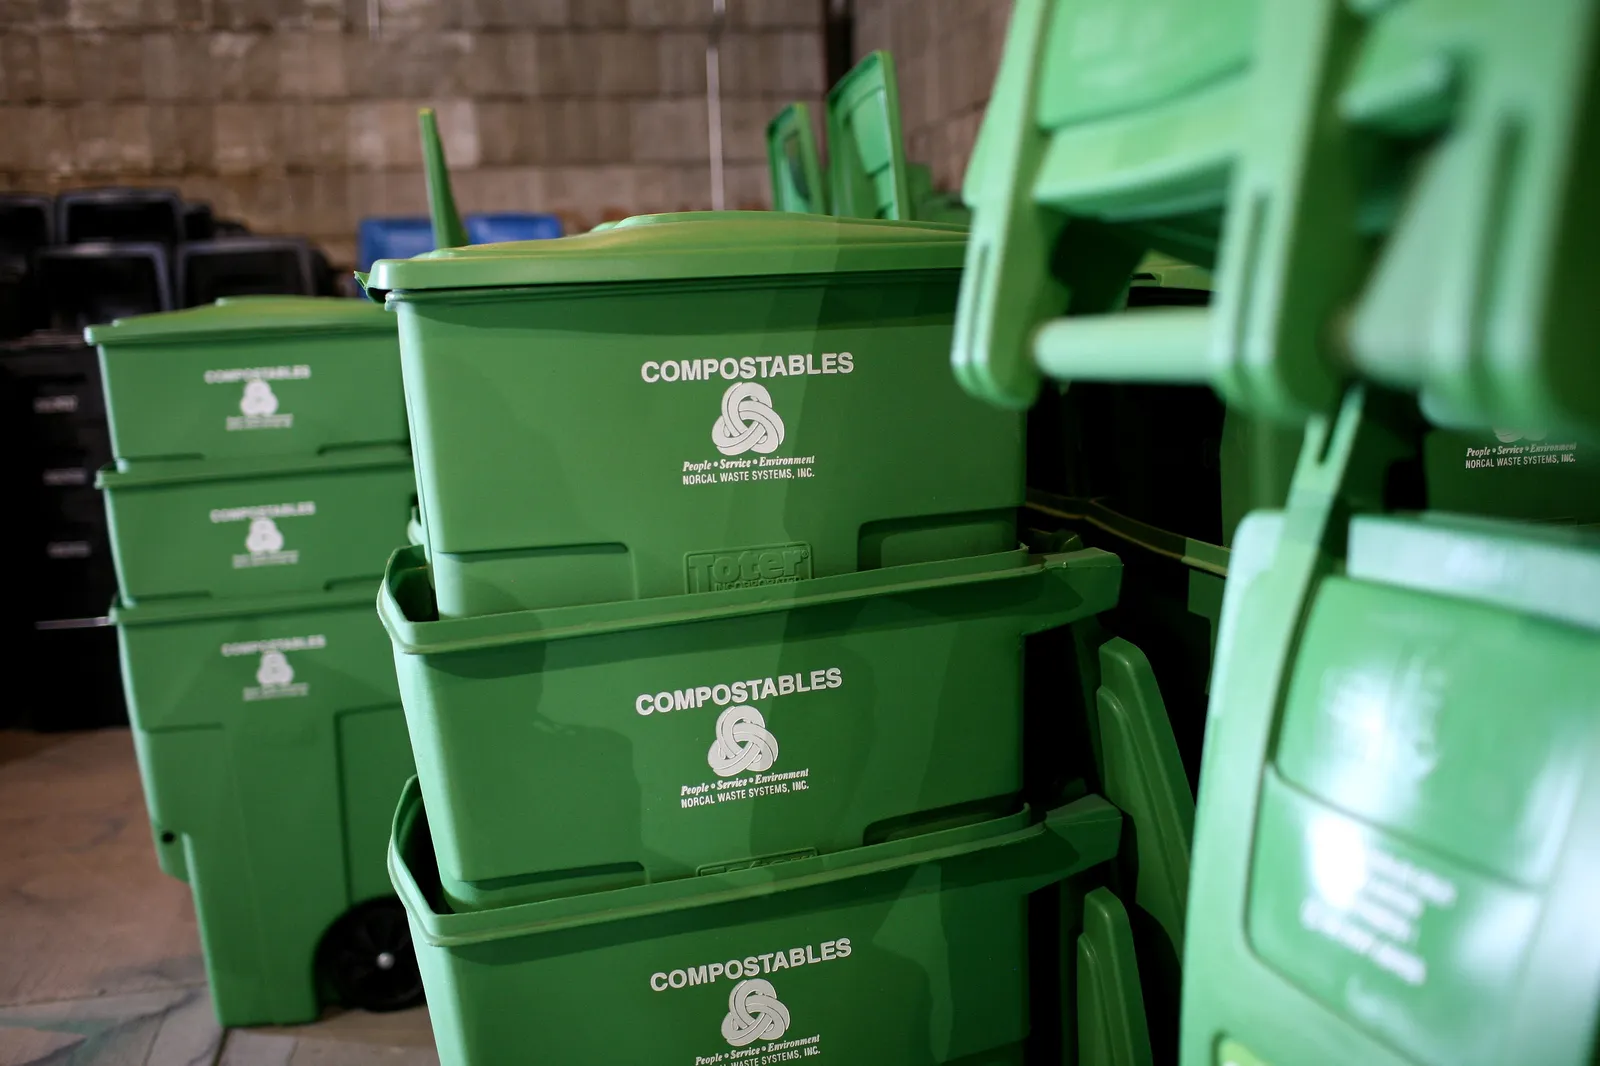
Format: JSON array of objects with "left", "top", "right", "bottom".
[{"left": 317, "top": 898, "right": 424, "bottom": 1013}]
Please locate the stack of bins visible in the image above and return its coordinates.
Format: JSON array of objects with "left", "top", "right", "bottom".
[
  {"left": 369, "top": 212, "right": 1133, "bottom": 1063},
  {"left": 87, "top": 295, "right": 423, "bottom": 1026},
  {"left": 0, "top": 330, "right": 126, "bottom": 729},
  {"left": 953, "top": 2, "right": 1600, "bottom": 1064}
]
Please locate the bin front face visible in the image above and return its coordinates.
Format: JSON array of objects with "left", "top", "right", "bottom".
[
  {"left": 381, "top": 215, "right": 1018, "bottom": 617},
  {"left": 392, "top": 786, "right": 1073, "bottom": 1066},
  {"left": 101, "top": 453, "right": 415, "bottom": 603},
  {"left": 91, "top": 298, "right": 405, "bottom": 462},
  {"left": 387, "top": 549, "right": 1111, "bottom": 896},
  {"left": 433, "top": 874, "right": 1033, "bottom": 1065}
]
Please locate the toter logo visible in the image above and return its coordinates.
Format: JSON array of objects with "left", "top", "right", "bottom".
[
  {"left": 712, "top": 383, "right": 784, "bottom": 456},
  {"left": 721, "top": 978, "right": 790, "bottom": 1047},
  {"left": 707, "top": 706, "right": 779, "bottom": 777}
]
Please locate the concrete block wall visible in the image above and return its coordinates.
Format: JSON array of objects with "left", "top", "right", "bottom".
[
  {"left": 853, "top": 0, "right": 1012, "bottom": 195},
  {"left": 0, "top": 0, "right": 825, "bottom": 266}
]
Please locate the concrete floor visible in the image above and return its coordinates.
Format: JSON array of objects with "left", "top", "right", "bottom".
[{"left": 0, "top": 730, "right": 440, "bottom": 1066}]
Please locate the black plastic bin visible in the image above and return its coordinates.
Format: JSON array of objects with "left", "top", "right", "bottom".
[{"left": 36, "top": 242, "right": 173, "bottom": 329}]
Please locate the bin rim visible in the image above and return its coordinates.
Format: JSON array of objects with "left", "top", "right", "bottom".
[
  {"left": 387, "top": 776, "right": 1123, "bottom": 948},
  {"left": 368, "top": 211, "right": 967, "bottom": 295},
  {"left": 110, "top": 580, "right": 380, "bottom": 627},
  {"left": 95, "top": 443, "right": 413, "bottom": 490},
  {"left": 376, "top": 543, "right": 1121, "bottom": 656},
  {"left": 85, "top": 295, "right": 393, "bottom": 346}
]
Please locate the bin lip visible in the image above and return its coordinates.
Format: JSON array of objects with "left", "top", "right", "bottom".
[
  {"left": 368, "top": 211, "right": 967, "bottom": 295},
  {"left": 387, "top": 776, "right": 1122, "bottom": 948},
  {"left": 85, "top": 295, "right": 394, "bottom": 346},
  {"left": 110, "top": 581, "right": 380, "bottom": 627},
  {"left": 377, "top": 543, "right": 1121, "bottom": 655},
  {"left": 95, "top": 443, "right": 413, "bottom": 490}
]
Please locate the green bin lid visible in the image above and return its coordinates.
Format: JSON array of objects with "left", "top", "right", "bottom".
[
  {"left": 367, "top": 211, "right": 966, "bottom": 295},
  {"left": 109, "top": 580, "right": 379, "bottom": 627},
  {"left": 85, "top": 296, "right": 393, "bottom": 346},
  {"left": 95, "top": 443, "right": 413, "bottom": 490}
]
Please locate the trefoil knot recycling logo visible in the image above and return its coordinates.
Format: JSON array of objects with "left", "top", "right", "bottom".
[
  {"left": 712, "top": 383, "right": 784, "bottom": 456},
  {"left": 708, "top": 705, "right": 779, "bottom": 777},
  {"left": 256, "top": 651, "right": 294, "bottom": 687},
  {"left": 240, "top": 379, "right": 279, "bottom": 417},
  {"left": 1493, "top": 428, "right": 1547, "bottom": 443},
  {"left": 245, "top": 516, "right": 285, "bottom": 555},
  {"left": 721, "top": 978, "right": 790, "bottom": 1048}
]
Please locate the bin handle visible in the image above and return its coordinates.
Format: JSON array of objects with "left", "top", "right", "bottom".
[
  {"left": 1033, "top": 307, "right": 1213, "bottom": 384},
  {"left": 419, "top": 109, "right": 470, "bottom": 250}
]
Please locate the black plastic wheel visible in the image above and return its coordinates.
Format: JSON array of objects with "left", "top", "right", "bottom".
[{"left": 316, "top": 898, "right": 424, "bottom": 1013}]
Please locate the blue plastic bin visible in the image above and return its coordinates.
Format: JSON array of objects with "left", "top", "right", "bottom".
[
  {"left": 463, "top": 213, "right": 563, "bottom": 244},
  {"left": 356, "top": 218, "right": 436, "bottom": 273}
]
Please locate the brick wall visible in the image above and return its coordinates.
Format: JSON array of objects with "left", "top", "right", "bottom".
[
  {"left": 0, "top": 0, "right": 825, "bottom": 265},
  {"left": 853, "top": 0, "right": 1012, "bottom": 194}
]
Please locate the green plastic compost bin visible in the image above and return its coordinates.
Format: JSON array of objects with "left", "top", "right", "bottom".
[
  {"left": 378, "top": 542, "right": 1120, "bottom": 908},
  {"left": 390, "top": 776, "right": 1126, "bottom": 1066},
  {"left": 115, "top": 583, "right": 422, "bottom": 1026},
  {"left": 87, "top": 296, "right": 405, "bottom": 462},
  {"left": 1184, "top": 390, "right": 1600, "bottom": 1066},
  {"left": 368, "top": 212, "right": 1021, "bottom": 618},
  {"left": 97, "top": 445, "right": 415, "bottom": 603}
]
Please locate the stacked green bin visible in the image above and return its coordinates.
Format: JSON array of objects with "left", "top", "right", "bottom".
[
  {"left": 88, "top": 295, "right": 423, "bottom": 1026},
  {"left": 380, "top": 543, "right": 1119, "bottom": 910},
  {"left": 368, "top": 212, "right": 1022, "bottom": 618},
  {"left": 391, "top": 777, "right": 1127, "bottom": 1065},
  {"left": 953, "top": 1, "right": 1600, "bottom": 1063},
  {"left": 94, "top": 296, "right": 408, "bottom": 461},
  {"left": 100, "top": 447, "right": 414, "bottom": 603}
]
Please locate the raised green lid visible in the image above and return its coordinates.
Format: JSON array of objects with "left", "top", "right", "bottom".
[
  {"left": 767, "top": 102, "right": 829, "bottom": 215},
  {"left": 85, "top": 295, "right": 393, "bottom": 346},
  {"left": 367, "top": 211, "right": 967, "bottom": 295},
  {"left": 827, "top": 50, "right": 914, "bottom": 221}
]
